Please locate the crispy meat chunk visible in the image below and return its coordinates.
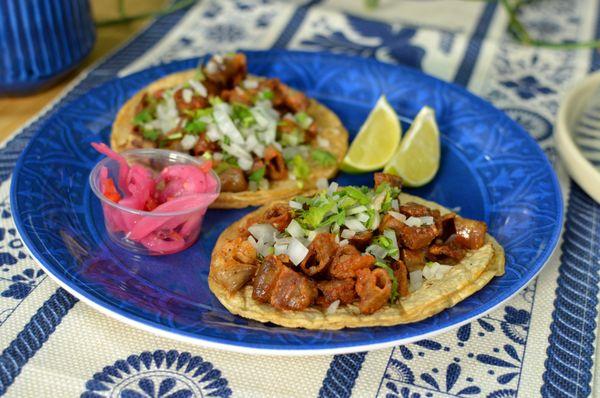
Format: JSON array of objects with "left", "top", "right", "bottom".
[
  {"left": 252, "top": 255, "right": 283, "bottom": 302},
  {"left": 204, "top": 53, "right": 247, "bottom": 89},
  {"left": 212, "top": 238, "right": 257, "bottom": 293},
  {"left": 374, "top": 172, "right": 403, "bottom": 189},
  {"left": 392, "top": 260, "right": 410, "bottom": 298},
  {"left": 220, "top": 87, "right": 253, "bottom": 105},
  {"left": 401, "top": 247, "right": 427, "bottom": 271},
  {"left": 300, "top": 233, "right": 337, "bottom": 276},
  {"left": 329, "top": 244, "right": 375, "bottom": 279},
  {"left": 281, "top": 86, "right": 309, "bottom": 112},
  {"left": 454, "top": 217, "right": 487, "bottom": 249},
  {"left": 263, "top": 146, "right": 288, "bottom": 181},
  {"left": 439, "top": 213, "right": 457, "bottom": 241},
  {"left": 427, "top": 239, "right": 466, "bottom": 263},
  {"left": 173, "top": 88, "right": 208, "bottom": 113},
  {"left": 219, "top": 167, "right": 248, "bottom": 192},
  {"left": 348, "top": 230, "right": 373, "bottom": 251},
  {"left": 192, "top": 133, "right": 220, "bottom": 156},
  {"left": 398, "top": 202, "right": 431, "bottom": 218},
  {"left": 379, "top": 214, "right": 438, "bottom": 250},
  {"left": 270, "top": 266, "right": 318, "bottom": 311},
  {"left": 316, "top": 278, "right": 356, "bottom": 307},
  {"left": 355, "top": 268, "right": 392, "bottom": 315},
  {"left": 262, "top": 204, "right": 292, "bottom": 232}
]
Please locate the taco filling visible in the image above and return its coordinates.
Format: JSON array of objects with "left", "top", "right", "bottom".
[
  {"left": 211, "top": 173, "right": 493, "bottom": 318},
  {"left": 128, "top": 53, "right": 337, "bottom": 193}
]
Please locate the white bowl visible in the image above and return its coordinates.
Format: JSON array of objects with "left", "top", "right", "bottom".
[{"left": 555, "top": 72, "right": 600, "bottom": 203}]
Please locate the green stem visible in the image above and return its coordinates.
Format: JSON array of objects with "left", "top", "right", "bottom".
[{"left": 95, "top": 0, "right": 196, "bottom": 27}]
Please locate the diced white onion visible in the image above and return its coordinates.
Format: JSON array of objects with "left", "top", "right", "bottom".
[
  {"left": 206, "top": 60, "right": 218, "bottom": 74},
  {"left": 285, "top": 220, "right": 305, "bottom": 239},
  {"left": 188, "top": 79, "right": 207, "bottom": 97},
  {"left": 340, "top": 229, "right": 356, "bottom": 239},
  {"left": 180, "top": 134, "right": 198, "bottom": 151},
  {"left": 257, "top": 241, "right": 272, "bottom": 257},
  {"left": 373, "top": 192, "right": 386, "bottom": 211},
  {"left": 317, "top": 137, "right": 330, "bottom": 148},
  {"left": 423, "top": 262, "right": 452, "bottom": 281},
  {"left": 316, "top": 178, "right": 328, "bottom": 190},
  {"left": 212, "top": 152, "right": 223, "bottom": 161},
  {"left": 206, "top": 125, "right": 221, "bottom": 141},
  {"left": 214, "top": 104, "right": 245, "bottom": 144},
  {"left": 247, "top": 235, "right": 258, "bottom": 249},
  {"left": 388, "top": 211, "right": 406, "bottom": 222},
  {"left": 344, "top": 218, "right": 366, "bottom": 232},
  {"left": 287, "top": 238, "right": 309, "bottom": 265},
  {"left": 339, "top": 239, "right": 349, "bottom": 246},
  {"left": 274, "top": 243, "right": 288, "bottom": 256},
  {"left": 391, "top": 199, "right": 399, "bottom": 211},
  {"left": 238, "top": 157, "right": 253, "bottom": 171},
  {"left": 288, "top": 200, "right": 303, "bottom": 210},
  {"left": 182, "top": 88, "right": 193, "bottom": 103},
  {"left": 326, "top": 299, "right": 340, "bottom": 315},
  {"left": 248, "top": 224, "right": 277, "bottom": 243},
  {"left": 258, "top": 178, "right": 270, "bottom": 191},
  {"left": 420, "top": 216, "right": 434, "bottom": 226},
  {"left": 404, "top": 216, "right": 423, "bottom": 227},
  {"left": 347, "top": 206, "right": 367, "bottom": 215},
  {"left": 243, "top": 79, "right": 259, "bottom": 89},
  {"left": 409, "top": 270, "right": 423, "bottom": 292},
  {"left": 327, "top": 181, "right": 339, "bottom": 195},
  {"left": 283, "top": 113, "right": 295, "bottom": 121},
  {"left": 366, "top": 244, "right": 388, "bottom": 260},
  {"left": 370, "top": 212, "right": 381, "bottom": 230},
  {"left": 356, "top": 212, "right": 370, "bottom": 223},
  {"left": 307, "top": 230, "right": 317, "bottom": 242}
]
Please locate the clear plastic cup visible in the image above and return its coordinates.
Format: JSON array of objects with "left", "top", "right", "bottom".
[{"left": 89, "top": 149, "right": 220, "bottom": 255}]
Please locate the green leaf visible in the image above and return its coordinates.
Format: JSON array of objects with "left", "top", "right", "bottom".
[
  {"left": 232, "top": 104, "right": 255, "bottom": 128},
  {"left": 290, "top": 154, "right": 310, "bottom": 180},
  {"left": 248, "top": 166, "right": 266, "bottom": 182},
  {"left": 343, "top": 186, "right": 370, "bottom": 205},
  {"left": 311, "top": 149, "right": 337, "bottom": 166},
  {"left": 295, "top": 111, "right": 313, "bottom": 129},
  {"left": 258, "top": 90, "right": 274, "bottom": 101},
  {"left": 280, "top": 129, "right": 305, "bottom": 147},
  {"left": 300, "top": 200, "right": 335, "bottom": 229},
  {"left": 184, "top": 120, "right": 207, "bottom": 135},
  {"left": 375, "top": 261, "right": 399, "bottom": 303},
  {"left": 142, "top": 129, "right": 160, "bottom": 141},
  {"left": 133, "top": 108, "right": 152, "bottom": 126}
]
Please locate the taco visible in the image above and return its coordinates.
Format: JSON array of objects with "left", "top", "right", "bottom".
[
  {"left": 111, "top": 53, "right": 348, "bottom": 208},
  {"left": 209, "top": 173, "right": 505, "bottom": 329}
]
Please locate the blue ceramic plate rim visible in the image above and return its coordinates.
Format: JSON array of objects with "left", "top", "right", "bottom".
[{"left": 11, "top": 50, "right": 563, "bottom": 355}]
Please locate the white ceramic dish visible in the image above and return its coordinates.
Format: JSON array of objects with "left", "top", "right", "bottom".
[{"left": 556, "top": 72, "right": 600, "bottom": 203}]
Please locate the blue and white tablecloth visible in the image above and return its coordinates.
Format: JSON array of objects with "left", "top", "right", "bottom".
[{"left": 1, "top": 1, "right": 599, "bottom": 396}]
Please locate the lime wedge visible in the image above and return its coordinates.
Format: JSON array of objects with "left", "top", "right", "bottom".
[
  {"left": 341, "top": 96, "right": 402, "bottom": 173},
  {"left": 383, "top": 106, "right": 440, "bottom": 187}
]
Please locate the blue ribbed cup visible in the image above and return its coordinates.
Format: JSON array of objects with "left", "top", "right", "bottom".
[{"left": 0, "top": 0, "right": 96, "bottom": 95}]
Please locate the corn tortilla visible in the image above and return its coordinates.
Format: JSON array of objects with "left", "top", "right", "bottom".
[
  {"left": 208, "top": 193, "right": 505, "bottom": 329},
  {"left": 111, "top": 70, "right": 349, "bottom": 209}
]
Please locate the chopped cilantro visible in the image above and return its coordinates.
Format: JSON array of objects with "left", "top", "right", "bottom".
[
  {"left": 194, "top": 107, "right": 213, "bottom": 119},
  {"left": 295, "top": 111, "right": 313, "bottom": 129},
  {"left": 290, "top": 154, "right": 310, "bottom": 180},
  {"left": 142, "top": 129, "right": 160, "bottom": 141},
  {"left": 311, "top": 149, "right": 337, "bottom": 166},
  {"left": 166, "top": 132, "right": 183, "bottom": 141},
  {"left": 300, "top": 199, "right": 336, "bottom": 229},
  {"left": 209, "top": 96, "right": 223, "bottom": 106},
  {"left": 375, "top": 261, "right": 399, "bottom": 303},
  {"left": 184, "top": 120, "right": 207, "bottom": 135},
  {"left": 248, "top": 166, "right": 266, "bottom": 182},
  {"left": 194, "top": 69, "right": 205, "bottom": 81},
  {"left": 133, "top": 108, "right": 152, "bottom": 126},
  {"left": 214, "top": 162, "right": 231, "bottom": 174},
  {"left": 280, "top": 129, "right": 305, "bottom": 147},
  {"left": 232, "top": 104, "right": 255, "bottom": 128},
  {"left": 258, "top": 90, "right": 274, "bottom": 101}
]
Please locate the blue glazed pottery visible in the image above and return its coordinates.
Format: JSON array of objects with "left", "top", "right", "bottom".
[
  {"left": 0, "top": 0, "right": 95, "bottom": 95},
  {"left": 11, "top": 51, "right": 563, "bottom": 354}
]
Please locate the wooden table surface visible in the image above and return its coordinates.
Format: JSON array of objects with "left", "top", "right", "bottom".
[{"left": 0, "top": 0, "right": 167, "bottom": 143}]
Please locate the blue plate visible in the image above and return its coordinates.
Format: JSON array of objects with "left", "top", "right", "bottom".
[{"left": 11, "top": 51, "right": 563, "bottom": 355}]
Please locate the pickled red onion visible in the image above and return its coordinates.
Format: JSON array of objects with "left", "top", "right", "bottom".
[{"left": 92, "top": 143, "right": 219, "bottom": 254}]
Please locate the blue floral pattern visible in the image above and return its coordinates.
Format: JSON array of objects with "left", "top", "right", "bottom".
[{"left": 82, "top": 350, "right": 231, "bottom": 398}]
